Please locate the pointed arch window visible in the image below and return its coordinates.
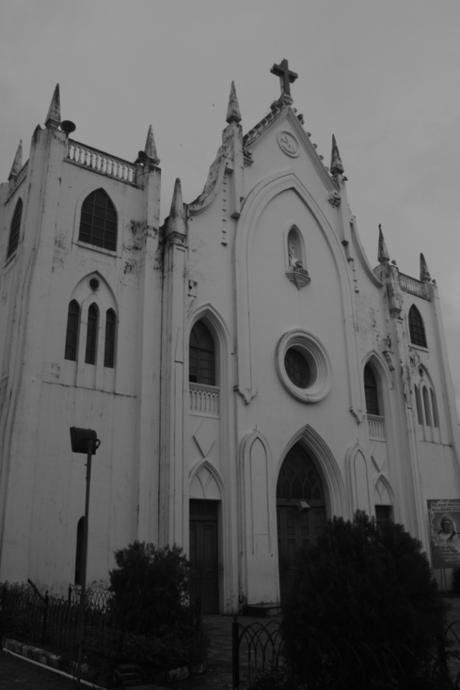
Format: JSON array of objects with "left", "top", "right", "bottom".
[
  {"left": 7, "top": 199, "right": 22, "bottom": 259},
  {"left": 364, "top": 364, "right": 380, "bottom": 415},
  {"left": 85, "top": 303, "right": 99, "bottom": 364},
  {"left": 64, "top": 300, "right": 80, "bottom": 361},
  {"left": 422, "top": 386, "right": 432, "bottom": 426},
  {"left": 409, "top": 305, "right": 427, "bottom": 348},
  {"left": 79, "top": 189, "right": 117, "bottom": 251},
  {"left": 189, "top": 321, "right": 216, "bottom": 385},
  {"left": 430, "top": 389, "right": 439, "bottom": 427},
  {"left": 104, "top": 308, "right": 116, "bottom": 368},
  {"left": 414, "top": 385, "right": 423, "bottom": 425}
]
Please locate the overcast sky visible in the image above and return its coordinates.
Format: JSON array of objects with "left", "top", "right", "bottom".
[{"left": 1, "top": 0, "right": 459, "bottom": 411}]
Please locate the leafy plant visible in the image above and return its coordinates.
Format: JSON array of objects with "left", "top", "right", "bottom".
[{"left": 281, "top": 512, "right": 447, "bottom": 690}]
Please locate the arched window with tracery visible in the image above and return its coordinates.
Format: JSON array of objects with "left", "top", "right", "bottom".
[
  {"left": 409, "top": 305, "right": 427, "bottom": 348},
  {"left": 364, "top": 363, "right": 380, "bottom": 416},
  {"left": 64, "top": 300, "right": 80, "bottom": 361},
  {"left": 79, "top": 189, "right": 117, "bottom": 251},
  {"left": 422, "top": 386, "right": 432, "bottom": 426},
  {"left": 104, "top": 308, "right": 116, "bottom": 368},
  {"left": 85, "top": 303, "right": 99, "bottom": 364},
  {"left": 7, "top": 198, "right": 22, "bottom": 259},
  {"left": 189, "top": 321, "right": 216, "bottom": 385}
]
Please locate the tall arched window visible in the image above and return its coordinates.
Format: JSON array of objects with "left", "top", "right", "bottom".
[
  {"left": 409, "top": 305, "right": 427, "bottom": 348},
  {"left": 414, "top": 385, "right": 423, "bottom": 425},
  {"left": 430, "top": 389, "right": 439, "bottom": 428},
  {"left": 7, "top": 198, "right": 22, "bottom": 259},
  {"left": 75, "top": 516, "right": 85, "bottom": 586},
  {"left": 64, "top": 300, "right": 80, "bottom": 361},
  {"left": 364, "top": 364, "right": 380, "bottom": 415},
  {"left": 85, "top": 303, "right": 99, "bottom": 364},
  {"left": 189, "top": 321, "right": 216, "bottom": 385},
  {"left": 79, "top": 189, "right": 117, "bottom": 251},
  {"left": 104, "top": 308, "right": 116, "bottom": 368},
  {"left": 422, "top": 386, "right": 432, "bottom": 426}
]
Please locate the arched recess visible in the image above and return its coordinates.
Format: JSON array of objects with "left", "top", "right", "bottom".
[
  {"left": 277, "top": 424, "right": 347, "bottom": 518},
  {"left": 239, "top": 429, "right": 278, "bottom": 604},
  {"left": 374, "top": 474, "right": 394, "bottom": 525},
  {"left": 344, "top": 444, "right": 371, "bottom": 515},
  {"left": 234, "top": 170, "right": 355, "bottom": 405},
  {"left": 362, "top": 351, "right": 393, "bottom": 441},
  {"left": 189, "top": 460, "right": 223, "bottom": 500}
]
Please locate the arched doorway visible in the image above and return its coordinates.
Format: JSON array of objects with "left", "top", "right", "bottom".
[{"left": 276, "top": 443, "right": 327, "bottom": 602}]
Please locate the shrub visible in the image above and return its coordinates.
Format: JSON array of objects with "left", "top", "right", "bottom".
[
  {"left": 109, "top": 542, "right": 191, "bottom": 636},
  {"left": 282, "top": 512, "right": 447, "bottom": 690}
]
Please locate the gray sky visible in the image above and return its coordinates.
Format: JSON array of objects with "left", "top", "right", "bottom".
[{"left": 1, "top": 0, "right": 459, "bottom": 410}]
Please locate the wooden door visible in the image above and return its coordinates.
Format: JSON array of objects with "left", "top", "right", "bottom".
[{"left": 190, "top": 500, "right": 219, "bottom": 613}]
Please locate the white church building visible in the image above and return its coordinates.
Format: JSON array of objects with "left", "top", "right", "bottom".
[{"left": 1, "top": 61, "right": 459, "bottom": 613}]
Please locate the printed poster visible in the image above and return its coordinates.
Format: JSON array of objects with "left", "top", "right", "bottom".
[{"left": 428, "top": 499, "right": 460, "bottom": 568}]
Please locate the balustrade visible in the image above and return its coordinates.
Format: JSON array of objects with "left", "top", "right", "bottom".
[
  {"left": 67, "top": 140, "right": 137, "bottom": 185},
  {"left": 367, "top": 413, "right": 385, "bottom": 441},
  {"left": 189, "top": 383, "right": 220, "bottom": 416},
  {"left": 399, "top": 273, "right": 431, "bottom": 301}
]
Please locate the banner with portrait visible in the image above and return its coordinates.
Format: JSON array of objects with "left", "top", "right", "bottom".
[{"left": 428, "top": 499, "right": 460, "bottom": 568}]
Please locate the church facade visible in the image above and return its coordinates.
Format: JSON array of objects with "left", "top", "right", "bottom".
[{"left": 1, "top": 62, "right": 459, "bottom": 612}]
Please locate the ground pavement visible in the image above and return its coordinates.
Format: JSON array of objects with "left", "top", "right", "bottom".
[{"left": 2, "top": 602, "right": 460, "bottom": 689}]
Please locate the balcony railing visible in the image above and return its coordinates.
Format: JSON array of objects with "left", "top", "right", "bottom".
[
  {"left": 67, "top": 140, "right": 137, "bottom": 185},
  {"left": 399, "top": 273, "right": 431, "bottom": 301},
  {"left": 189, "top": 383, "right": 220, "bottom": 417},
  {"left": 367, "top": 414, "right": 385, "bottom": 441}
]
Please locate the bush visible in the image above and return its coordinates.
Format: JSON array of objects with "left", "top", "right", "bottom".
[
  {"left": 282, "top": 512, "right": 447, "bottom": 690},
  {"left": 109, "top": 542, "right": 192, "bottom": 636}
]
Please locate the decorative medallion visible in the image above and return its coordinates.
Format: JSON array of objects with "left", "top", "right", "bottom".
[{"left": 277, "top": 131, "right": 299, "bottom": 158}]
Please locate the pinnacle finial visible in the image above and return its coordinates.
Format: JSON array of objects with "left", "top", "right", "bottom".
[
  {"left": 8, "top": 140, "right": 23, "bottom": 180},
  {"left": 420, "top": 253, "right": 431, "bottom": 282},
  {"left": 167, "top": 178, "right": 186, "bottom": 237},
  {"left": 45, "top": 84, "right": 61, "bottom": 129},
  {"left": 378, "top": 224, "right": 390, "bottom": 264},
  {"left": 226, "top": 81, "right": 241, "bottom": 124},
  {"left": 144, "top": 124, "right": 160, "bottom": 163},
  {"left": 330, "top": 134, "right": 345, "bottom": 176}
]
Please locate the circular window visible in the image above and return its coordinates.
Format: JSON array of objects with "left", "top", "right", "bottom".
[{"left": 276, "top": 330, "right": 331, "bottom": 403}]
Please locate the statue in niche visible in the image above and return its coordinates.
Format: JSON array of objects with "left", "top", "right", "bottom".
[{"left": 286, "top": 228, "right": 310, "bottom": 289}]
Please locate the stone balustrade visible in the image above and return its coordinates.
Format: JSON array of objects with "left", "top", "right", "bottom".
[
  {"left": 189, "top": 383, "right": 220, "bottom": 417},
  {"left": 67, "top": 140, "right": 137, "bottom": 185},
  {"left": 399, "top": 273, "right": 431, "bottom": 301},
  {"left": 367, "top": 413, "right": 385, "bottom": 441}
]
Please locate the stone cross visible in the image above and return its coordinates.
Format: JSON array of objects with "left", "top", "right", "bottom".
[{"left": 270, "top": 59, "right": 298, "bottom": 100}]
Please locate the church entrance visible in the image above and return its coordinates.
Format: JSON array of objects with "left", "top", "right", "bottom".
[
  {"left": 276, "top": 443, "right": 327, "bottom": 603},
  {"left": 189, "top": 500, "right": 219, "bottom": 613}
]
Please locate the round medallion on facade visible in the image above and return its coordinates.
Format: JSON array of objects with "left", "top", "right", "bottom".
[
  {"left": 276, "top": 330, "right": 331, "bottom": 402},
  {"left": 277, "top": 131, "right": 299, "bottom": 158}
]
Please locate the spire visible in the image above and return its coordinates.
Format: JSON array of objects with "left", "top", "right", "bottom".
[
  {"left": 166, "top": 178, "right": 186, "bottom": 238},
  {"left": 420, "top": 253, "right": 431, "bottom": 282},
  {"left": 144, "top": 124, "right": 160, "bottom": 164},
  {"left": 45, "top": 84, "right": 61, "bottom": 129},
  {"left": 330, "top": 134, "right": 344, "bottom": 176},
  {"left": 226, "top": 81, "right": 241, "bottom": 124},
  {"left": 8, "top": 140, "right": 23, "bottom": 180},
  {"left": 377, "top": 224, "right": 390, "bottom": 264}
]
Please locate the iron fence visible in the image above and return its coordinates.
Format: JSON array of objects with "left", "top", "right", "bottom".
[{"left": 232, "top": 617, "right": 283, "bottom": 688}]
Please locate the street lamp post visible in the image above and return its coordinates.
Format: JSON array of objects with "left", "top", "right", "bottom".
[{"left": 70, "top": 427, "right": 100, "bottom": 684}]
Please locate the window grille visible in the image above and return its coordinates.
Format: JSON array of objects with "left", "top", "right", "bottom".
[
  {"left": 104, "top": 308, "right": 116, "bottom": 368},
  {"left": 408, "top": 305, "right": 427, "bottom": 348},
  {"left": 85, "top": 303, "right": 99, "bottom": 364},
  {"left": 364, "top": 364, "right": 380, "bottom": 415},
  {"left": 64, "top": 300, "right": 80, "bottom": 361},
  {"left": 79, "top": 189, "right": 117, "bottom": 251},
  {"left": 189, "top": 321, "right": 216, "bottom": 385}
]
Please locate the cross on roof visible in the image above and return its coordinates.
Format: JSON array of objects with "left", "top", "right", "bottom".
[{"left": 270, "top": 58, "right": 298, "bottom": 100}]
